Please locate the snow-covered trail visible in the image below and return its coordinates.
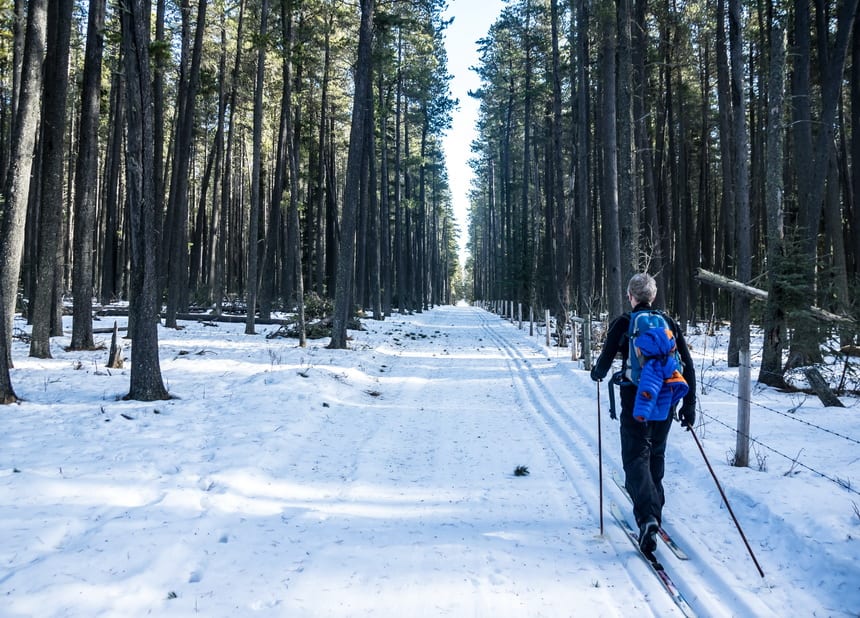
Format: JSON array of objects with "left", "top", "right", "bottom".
[
  {"left": 1, "top": 304, "right": 854, "bottom": 616},
  {"left": 460, "top": 307, "right": 777, "bottom": 618},
  {"left": 245, "top": 304, "right": 771, "bottom": 617},
  {"left": 272, "top": 306, "right": 625, "bottom": 617}
]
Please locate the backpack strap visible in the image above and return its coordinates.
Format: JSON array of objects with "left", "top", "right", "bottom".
[{"left": 607, "top": 370, "right": 627, "bottom": 420}]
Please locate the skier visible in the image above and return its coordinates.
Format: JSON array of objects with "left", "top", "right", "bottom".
[{"left": 590, "top": 273, "right": 697, "bottom": 554}]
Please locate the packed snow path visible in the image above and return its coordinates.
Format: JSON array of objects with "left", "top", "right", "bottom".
[{"left": 1, "top": 305, "right": 857, "bottom": 616}]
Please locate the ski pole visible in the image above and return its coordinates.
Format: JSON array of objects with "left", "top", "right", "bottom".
[
  {"left": 688, "top": 426, "right": 765, "bottom": 578},
  {"left": 596, "top": 379, "right": 604, "bottom": 535}
]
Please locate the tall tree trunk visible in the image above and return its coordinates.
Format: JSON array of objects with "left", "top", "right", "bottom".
[
  {"left": 368, "top": 94, "right": 383, "bottom": 320},
  {"left": 787, "top": 0, "right": 859, "bottom": 369},
  {"left": 245, "top": 0, "right": 268, "bottom": 335},
  {"left": 122, "top": 0, "right": 169, "bottom": 401},
  {"left": 70, "top": 0, "right": 106, "bottom": 351},
  {"left": 729, "top": 0, "right": 751, "bottom": 367},
  {"left": 189, "top": 138, "right": 217, "bottom": 295},
  {"left": 823, "top": 144, "right": 850, "bottom": 335},
  {"left": 716, "top": 0, "right": 735, "bottom": 335},
  {"left": 165, "top": 0, "right": 208, "bottom": 328},
  {"left": 329, "top": 0, "right": 374, "bottom": 349},
  {"left": 0, "top": 0, "right": 46, "bottom": 365},
  {"left": 378, "top": 77, "right": 392, "bottom": 315},
  {"left": 759, "top": 16, "right": 788, "bottom": 388},
  {"left": 29, "top": 0, "right": 74, "bottom": 359},
  {"left": 520, "top": 0, "right": 533, "bottom": 316},
  {"left": 599, "top": 1, "right": 623, "bottom": 318},
  {"left": 153, "top": 0, "right": 166, "bottom": 265},
  {"left": 315, "top": 16, "right": 333, "bottom": 296},
  {"left": 100, "top": 69, "right": 124, "bottom": 305},
  {"left": 394, "top": 30, "right": 406, "bottom": 314},
  {"left": 260, "top": 3, "right": 292, "bottom": 319},
  {"left": 283, "top": 0, "right": 306, "bottom": 346},
  {"left": 617, "top": 0, "right": 636, "bottom": 283},
  {"left": 633, "top": 0, "right": 660, "bottom": 283},
  {"left": 215, "top": 0, "right": 245, "bottom": 316},
  {"left": 573, "top": 0, "right": 592, "bottom": 315},
  {"left": 0, "top": 0, "right": 44, "bottom": 400},
  {"left": 417, "top": 109, "right": 428, "bottom": 311},
  {"left": 206, "top": 13, "right": 227, "bottom": 306},
  {"left": 325, "top": 105, "right": 339, "bottom": 298},
  {"left": 550, "top": 0, "right": 569, "bottom": 338},
  {"left": 852, "top": 9, "right": 860, "bottom": 289}
]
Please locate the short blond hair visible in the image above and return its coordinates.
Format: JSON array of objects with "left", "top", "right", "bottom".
[{"left": 627, "top": 273, "right": 657, "bottom": 304}]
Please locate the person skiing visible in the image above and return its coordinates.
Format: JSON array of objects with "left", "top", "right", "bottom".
[{"left": 590, "top": 273, "right": 697, "bottom": 554}]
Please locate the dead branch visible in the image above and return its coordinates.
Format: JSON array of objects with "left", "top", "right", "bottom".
[{"left": 694, "top": 268, "right": 855, "bottom": 324}]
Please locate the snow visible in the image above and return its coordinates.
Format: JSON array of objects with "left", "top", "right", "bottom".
[{"left": 1, "top": 304, "right": 858, "bottom": 617}]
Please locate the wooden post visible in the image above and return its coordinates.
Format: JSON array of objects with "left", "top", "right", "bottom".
[
  {"left": 583, "top": 314, "right": 592, "bottom": 370},
  {"left": 518, "top": 302, "right": 523, "bottom": 329},
  {"left": 545, "top": 309, "right": 551, "bottom": 347},
  {"left": 735, "top": 349, "right": 751, "bottom": 467},
  {"left": 570, "top": 316, "right": 582, "bottom": 361}
]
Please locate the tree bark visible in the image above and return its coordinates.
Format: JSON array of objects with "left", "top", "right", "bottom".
[
  {"left": 852, "top": 9, "right": 860, "bottom": 290},
  {"left": 728, "top": 0, "right": 751, "bottom": 367},
  {"left": 165, "top": 0, "right": 208, "bottom": 328},
  {"left": 206, "top": 12, "right": 228, "bottom": 307},
  {"left": 616, "top": 0, "right": 636, "bottom": 283},
  {"left": 215, "top": 0, "right": 245, "bottom": 316},
  {"left": 282, "top": 0, "right": 306, "bottom": 346},
  {"left": 394, "top": 28, "right": 406, "bottom": 314},
  {"left": 573, "top": 0, "right": 591, "bottom": 316},
  {"left": 599, "top": 1, "right": 622, "bottom": 318},
  {"left": 788, "top": 0, "right": 859, "bottom": 369},
  {"left": 100, "top": 69, "right": 124, "bottom": 305},
  {"left": 329, "top": 0, "right": 374, "bottom": 349},
  {"left": 245, "top": 0, "right": 269, "bottom": 335},
  {"left": 121, "top": 0, "right": 169, "bottom": 401},
  {"left": 715, "top": 0, "right": 735, "bottom": 338},
  {"left": 632, "top": 0, "right": 659, "bottom": 286},
  {"left": 0, "top": 0, "right": 46, "bottom": 364},
  {"left": 803, "top": 367, "right": 845, "bottom": 408},
  {"left": 70, "top": 0, "right": 107, "bottom": 351},
  {"left": 759, "top": 21, "right": 788, "bottom": 388},
  {"left": 29, "top": 0, "right": 74, "bottom": 359},
  {"left": 550, "top": 0, "right": 570, "bottom": 341}
]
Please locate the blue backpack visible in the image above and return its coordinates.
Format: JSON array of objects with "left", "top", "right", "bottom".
[
  {"left": 625, "top": 310, "right": 688, "bottom": 422},
  {"left": 625, "top": 310, "right": 672, "bottom": 384}
]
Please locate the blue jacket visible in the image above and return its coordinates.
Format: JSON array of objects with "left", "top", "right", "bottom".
[
  {"left": 632, "top": 328, "right": 689, "bottom": 422},
  {"left": 591, "top": 301, "right": 697, "bottom": 421}
]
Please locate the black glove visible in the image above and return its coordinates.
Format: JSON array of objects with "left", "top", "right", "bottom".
[
  {"left": 678, "top": 403, "right": 695, "bottom": 429},
  {"left": 590, "top": 367, "right": 603, "bottom": 382}
]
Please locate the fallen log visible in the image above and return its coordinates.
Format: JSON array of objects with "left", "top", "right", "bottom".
[
  {"left": 694, "top": 268, "right": 855, "bottom": 324},
  {"left": 803, "top": 367, "right": 844, "bottom": 408},
  {"left": 840, "top": 345, "right": 860, "bottom": 358}
]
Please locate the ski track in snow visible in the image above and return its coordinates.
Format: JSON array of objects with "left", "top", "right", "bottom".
[
  {"left": 474, "top": 310, "right": 780, "bottom": 618},
  {"left": 0, "top": 305, "right": 857, "bottom": 616}
]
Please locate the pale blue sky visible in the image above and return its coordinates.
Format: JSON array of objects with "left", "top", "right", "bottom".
[{"left": 443, "top": 0, "right": 506, "bottom": 262}]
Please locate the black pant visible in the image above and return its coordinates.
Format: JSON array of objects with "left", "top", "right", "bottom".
[{"left": 619, "top": 385, "right": 673, "bottom": 527}]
